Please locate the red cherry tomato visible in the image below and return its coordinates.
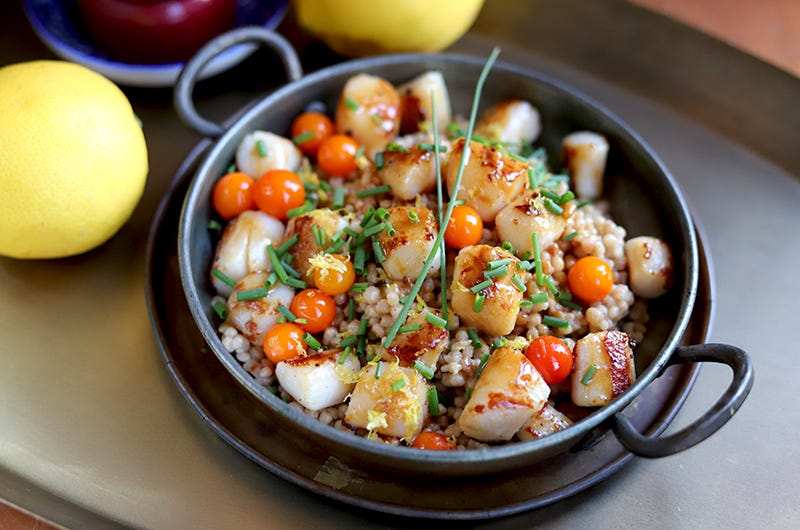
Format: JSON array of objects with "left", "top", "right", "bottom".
[
  {"left": 525, "top": 336, "right": 573, "bottom": 385},
  {"left": 444, "top": 204, "right": 483, "bottom": 248},
  {"left": 411, "top": 431, "right": 454, "bottom": 450},
  {"left": 290, "top": 289, "right": 336, "bottom": 334},
  {"left": 567, "top": 256, "right": 614, "bottom": 303},
  {"left": 212, "top": 171, "right": 254, "bottom": 220},
  {"left": 317, "top": 134, "right": 359, "bottom": 176},
  {"left": 252, "top": 169, "right": 306, "bottom": 220},
  {"left": 263, "top": 322, "right": 305, "bottom": 363},
  {"left": 290, "top": 112, "right": 334, "bottom": 156}
]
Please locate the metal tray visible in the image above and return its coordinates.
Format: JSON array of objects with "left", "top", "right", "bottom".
[{"left": 144, "top": 138, "right": 713, "bottom": 519}]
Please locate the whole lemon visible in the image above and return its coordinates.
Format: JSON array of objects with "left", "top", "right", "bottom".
[
  {"left": 294, "top": 0, "right": 485, "bottom": 56},
  {"left": 0, "top": 61, "right": 148, "bottom": 259}
]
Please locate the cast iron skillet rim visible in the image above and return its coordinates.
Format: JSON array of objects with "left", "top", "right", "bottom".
[{"left": 178, "top": 52, "right": 699, "bottom": 466}]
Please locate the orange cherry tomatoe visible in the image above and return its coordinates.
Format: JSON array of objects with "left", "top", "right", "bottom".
[
  {"left": 212, "top": 171, "right": 254, "bottom": 220},
  {"left": 525, "top": 335, "right": 574, "bottom": 385},
  {"left": 290, "top": 289, "right": 336, "bottom": 334},
  {"left": 444, "top": 204, "right": 483, "bottom": 248},
  {"left": 252, "top": 169, "right": 306, "bottom": 220},
  {"left": 317, "top": 134, "right": 359, "bottom": 177},
  {"left": 567, "top": 256, "right": 614, "bottom": 303},
  {"left": 263, "top": 322, "right": 306, "bottom": 363},
  {"left": 312, "top": 254, "right": 356, "bottom": 295},
  {"left": 290, "top": 111, "right": 335, "bottom": 156}
]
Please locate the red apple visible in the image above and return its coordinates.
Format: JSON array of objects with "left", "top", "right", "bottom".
[{"left": 77, "top": 0, "right": 237, "bottom": 64}]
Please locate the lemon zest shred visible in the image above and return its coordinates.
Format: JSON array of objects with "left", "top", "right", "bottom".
[{"left": 308, "top": 252, "right": 347, "bottom": 281}]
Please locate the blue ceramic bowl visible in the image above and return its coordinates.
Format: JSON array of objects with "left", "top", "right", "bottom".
[{"left": 23, "top": 0, "right": 289, "bottom": 87}]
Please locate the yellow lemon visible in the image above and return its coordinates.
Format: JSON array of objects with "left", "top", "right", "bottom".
[
  {"left": 0, "top": 60, "right": 148, "bottom": 259},
  {"left": 294, "top": 0, "right": 485, "bottom": 56}
]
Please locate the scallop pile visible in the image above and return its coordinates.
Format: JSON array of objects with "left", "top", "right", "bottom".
[{"left": 206, "top": 69, "right": 674, "bottom": 449}]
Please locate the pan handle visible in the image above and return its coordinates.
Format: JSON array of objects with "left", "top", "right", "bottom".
[
  {"left": 174, "top": 26, "right": 303, "bottom": 138},
  {"left": 613, "top": 343, "right": 753, "bottom": 458}
]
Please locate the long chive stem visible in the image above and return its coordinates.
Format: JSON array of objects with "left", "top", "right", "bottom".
[
  {"left": 382, "top": 48, "right": 500, "bottom": 348},
  {"left": 432, "top": 88, "right": 448, "bottom": 322}
]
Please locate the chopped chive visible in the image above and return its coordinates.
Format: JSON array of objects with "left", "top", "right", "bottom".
[
  {"left": 302, "top": 181, "right": 318, "bottom": 193},
  {"left": 488, "top": 258, "right": 511, "bottom": 269},
  {"left": 294, "top": 318, "right": 308, "bottom": 325},
  {"left": 275, "top": 234, "right": 299, "bottom": 256},
  {"left": 287, "top": 200, "right": 312, "bottom": 218},
  {"left": 358, "top": 317, "right": 369, "bottom": 336},
  {"left": 319, "top": 180, "right": 331, "bottom": 191},
  {"left": 226, "top": 162, "right": 237, "bottom": 174},
  {"left": 467, "top": 328, "right": 482, "bottom": 348},
  {"left": 512, "top": 274, "right": 527, "bottom": 292},
  {"left": 452, "top": 199, "right": 466, "bottom": 207},
  {"left": 277, "top": 305, "right": 296, "bottom": 322},
  {"left": 292, "top": 131, "right": 314, "bottom": 145},
  {"left": 355, "top": 145, "right": 365, "bottom": 160},
  {"left": 360, "top": 207, "right": 376, "bottom": 227},
  {"left": 312, "top": 225, "right": 326, "bottom": 247},
  {"left": 375, "top": 360, "right": 384, "bottom": 379},
  {"left": 283, "top": 277, "right": 307, "bottom": 289},
  {"left": 501, "top": 241, "right": 517, "bottom": 254},
  {"left": 470, "top": 279, "right": 493, "bottom": 294},
  {"left": 475, "top": 352, "right": 491, "bottom": 380},
  {"left": 265, "top": 271, "right": 279, "bottom": 288},
  {"left": 407, "top": 210, "right": 420, "bottom": 223},
  {"left": 413, "top": 360, "right": 435, "bottom": 380},
  {"left": 381, "top": 47, "right": 501, "bottom": 349},
  {"left": 542, "top": 276, "right": 560, "bottom": 295},
  {"left": 255, "top": 139, "right": 268, "bottom": 158},
  {"left": 417, "top": 143, "right": 447, "bottom": 151},
  {"left": 236, "top": 287, "right": 268, "bottom": 301},
  {"left": 347, "top": 298, "right": 355, "bottom": 320},
  {"left": 375, "top": 151, "right": 384, "bottom": 170},
  {"left": 558, "top": 291, "right": 572, "bottom": 301},
  {"left": 386, "top": 142, "right": 409, "bottom": 153},
  {"left": 325, "top": 237, "right": 346, "bottom": 254},
  {"left": 211, "top": 268, "right": 236, "bottom": 288},
  {"left": 532, "top": 231, "right": 544, "bottom": 286},
  {"left": 398, "top": 324, "right": 421, "bottom": 333},
  {"left": 473, "top": 292, "right": 485, "bottom": 312},
  {"left": 349, "top": 282, "right": 369, "bottom": 294},
  {"left": 425, "top": 312, "right": 448, "bottom": 329},
  {"left": 343, "top": 226, "right": 359, "bottom": 238},
  {"left": 540, "top": 189, "right": 560, "bottom": 202},
  {"left": 577, "top": 200, "right": 591, "bottom": 209},
  {"left": 530, "top": 292, "right": 549, "bottom": 304},
  {"left": 564, "top": 230, "right": 578, "bottom": 242},
  {"left": 361, "top": 222, "right": 386, "bottom": 239},
  {"left": 558, "top": 191, "right": 575, "bottom": 205},
  {"left": 543, "top": 315, "right": 570, "bottom": 329},
  {"left": 354, "top": 246, "right": 366, "bottom": 275},
  {"left": 494, "top": 337, "right": 508, "bottom": 349},
  {"left": 303, "top": 332, "right": 322, "bottom": 350},
  {"left": 340, "top": 335, "right": 358, "bottom": 348},
  {"left": 356, "top": 184, "right": 392, "bottom": 198},
  {"left": 331, "top": 186, "right": 345, "bottom": 209},
  {"left": 518, "top": 260, "right": 534, "bottom": 271},
  {"left": 520, "top": 299, "right": 534, "bottom": 307},
  {"left": 544, "top": 198, "right": 564, "bottom": 215},
  {"left": 357, "top": 334, "right": 367, "bottom": 357},
  {"left": 338, "top": 347, "right": 351, "bottom": 364},
  {"left": 391, "top": 378, "right": 405, "bottom": 392},
  {"left": 208, "top": 219, "right": 222, "bottom": 231},
  {"left": 581, "top": 364, "right": 598, "bottom": 385},
  {"left": 370, "top": 114, "right": 383, "bottom": 126},
  {"left": 212, "top": 300, "right": 228, "bottom": 320},
  {"left": 427, "top": 387, "right": 440, "bottom": 415},
  {"left": 383, "top": 221, "right": 396, "bottom": 236},
  {"left": 372, "top": 238, "right": 386, "bottom": 263},
  {"left": 521, "top": 251, "right": 531, "bottom": 260},
  {"left": 560, "top": 298, "right": 583, "bottom": 311},
  {"left": 375, "top": 207, "right": 390, "bottom": 220},
  {"left": 344, "top": 97, "right": 359, "bottom": 110},
  {"left": 483, "top": 265, "right": 508, "bottom": 278}
]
